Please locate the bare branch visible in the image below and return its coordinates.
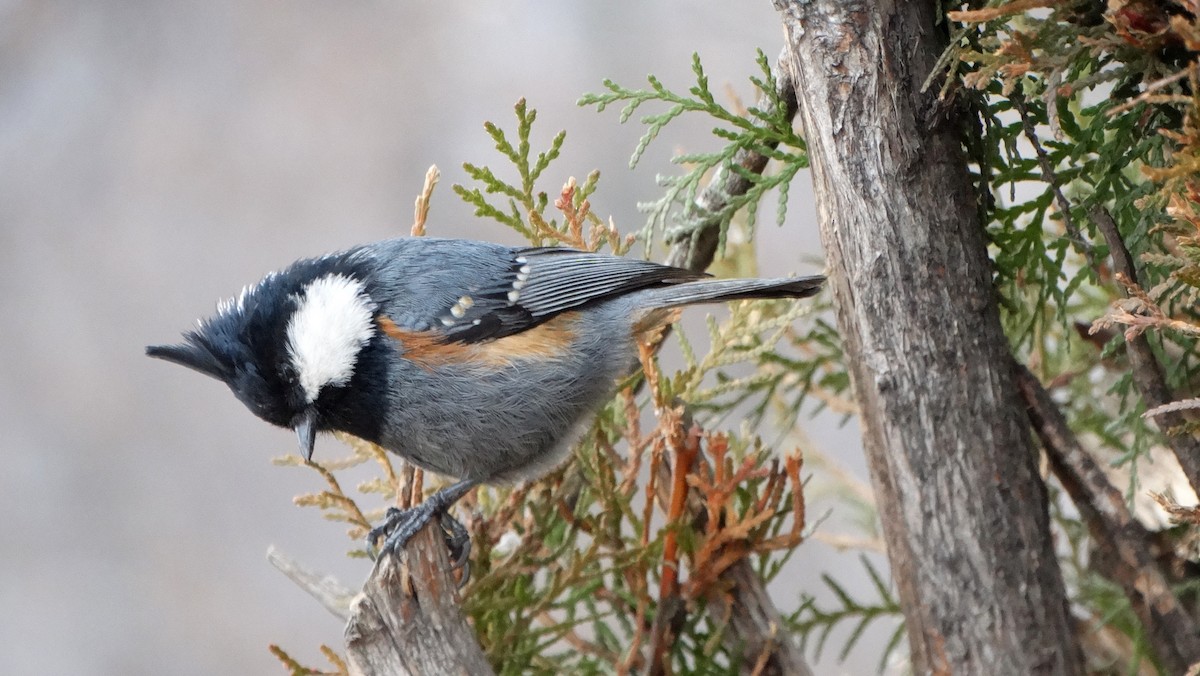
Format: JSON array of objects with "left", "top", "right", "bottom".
[
  {"left": 1015, "top": 364, "right": 1200, "bottom": 672},
  {"left": 1145, "top": 397, "right": 1200, "bottom": 418},
  {"left": 1152, "top": 492, "right": 1200, "bottom": 527},
  {"left": 644, "top": 409, "right": 813, "bottom": 676},
  {"left": 1092, "top": 206, "right": 1200, "bottom": 492},
  {"left": 411, "top": 165, "right": 440, "bottom": 237},
  {"left": 1012, "top": 90, "right": 1092, "bottom": 261},
  {"left": 267, "top": 545, "right": 354, "bottom": 622}
]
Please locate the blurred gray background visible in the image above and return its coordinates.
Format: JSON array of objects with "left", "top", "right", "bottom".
[{"left": 0, "top": 2, "right": 887, "bottom": 674}]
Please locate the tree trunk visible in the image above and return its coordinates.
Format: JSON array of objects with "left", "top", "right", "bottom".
[{"left": 773, "top": 2, "right": 1084, "bottom": 673}]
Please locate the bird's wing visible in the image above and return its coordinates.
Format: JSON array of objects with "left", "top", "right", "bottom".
[{"left": 437, "top": 246, "right": 704, "bottom": 344}]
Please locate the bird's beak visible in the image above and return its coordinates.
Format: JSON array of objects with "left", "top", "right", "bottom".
[{"left": 294, "top": 408, "right": 318, "bottom": 462}]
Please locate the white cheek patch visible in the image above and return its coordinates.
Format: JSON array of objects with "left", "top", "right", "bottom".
[{"left": 285, "top": 274, "right": 377, "bottom": 403}]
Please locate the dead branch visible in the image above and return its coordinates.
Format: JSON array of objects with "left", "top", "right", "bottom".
[
  {"left": 644, "top": 408, "right": 812, "bottom": 676},
  {"left": 267, "top": 545, "right": 354, "bottom": 621}
]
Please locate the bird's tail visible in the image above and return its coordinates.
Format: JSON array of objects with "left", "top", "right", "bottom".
[{"left": 645, "top": 275, "right": 824, "bottom": 308}]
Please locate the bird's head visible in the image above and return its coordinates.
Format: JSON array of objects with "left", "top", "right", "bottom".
[{"left": 147, "top": 261, "right": 378, "bottom": 461}]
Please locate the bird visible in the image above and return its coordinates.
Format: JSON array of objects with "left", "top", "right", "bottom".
[{"left": 147, "top": 236, "right": 823, "bottom": 561}]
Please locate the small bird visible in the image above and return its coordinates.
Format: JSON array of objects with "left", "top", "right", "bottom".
[{"left": 148, "top": 237, "right": 823, "bottom": 559}]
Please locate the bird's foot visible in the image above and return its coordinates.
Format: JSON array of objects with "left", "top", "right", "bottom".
[
  {"left": 366, "top": 505, "right": 473, "bottom": 586},
  {"left": 364, "top": 479, "right": 478, "bottom": 585}
]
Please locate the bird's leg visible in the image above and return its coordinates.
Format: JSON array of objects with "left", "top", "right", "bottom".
[
  {"left": 442, "top": 509, "right": 472, "bottom": 569},
  {"left": 441, "top": 511, "right": 472, "bottom": 587},
  {"left": 366, "top": 479, "right": 479, "bottom": 563}
]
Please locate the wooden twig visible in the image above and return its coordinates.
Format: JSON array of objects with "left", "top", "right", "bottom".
[
  {"left": 947, "top": 0, "right": 1054, "bottom": 22},
  {"left": 1012, "top": 90, "right": 1093, "bottom": 261},
  {"left": 1015, "top": 364, "right": 1200, "bottom": 673},
  {"left": 267, "top": 545, "right": 355, "bottom": 621},
  {"left": 343, "top": 525, "right": 493, "bottom": 676},
  {"left": 1106, "top": 67, "right": 1196, "bottom": 117},
  {"left": 1092, "top": 206, "right": 1200, "bottom": 493},
  {"left": 705, "top": 558, "right": 811, "bottom": 676},
  {"left": 1152, "top": 492, "right": 1200, "bottom": 526}
]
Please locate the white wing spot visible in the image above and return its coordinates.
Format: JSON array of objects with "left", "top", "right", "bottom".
[{"left": 285, "top": 274, "right": 376, "bottom": 403}]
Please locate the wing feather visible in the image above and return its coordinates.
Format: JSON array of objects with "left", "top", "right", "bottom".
[{"left": 441, "top": 247, "right": 703, "bottom": 344}]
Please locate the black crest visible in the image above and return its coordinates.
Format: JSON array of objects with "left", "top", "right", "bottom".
[{"left": 146, "top": 252, "right": 369, "bottom": 428}]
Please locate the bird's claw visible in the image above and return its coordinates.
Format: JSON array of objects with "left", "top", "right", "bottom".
[
  {"left": 365, "top": 507, "right": 403, "bottom": 560},
  {"left": 365, "top": 504, "right": 473, "bottom": 586}
]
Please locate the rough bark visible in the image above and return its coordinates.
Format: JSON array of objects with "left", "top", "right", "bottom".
[
  {"left": 773, "top": 2, "right": 1083, "bottom": 673},
  {"left": 343, "top": 525, "right": 494, "bottom": 676}
]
